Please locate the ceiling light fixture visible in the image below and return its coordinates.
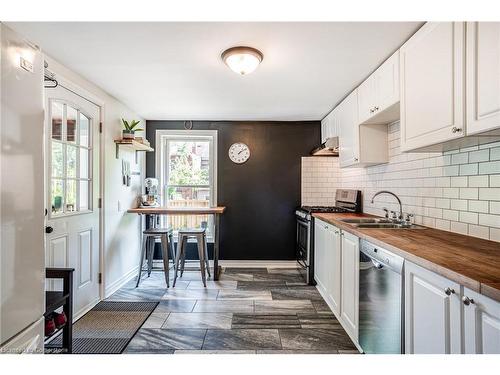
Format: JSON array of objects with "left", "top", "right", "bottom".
[{"left": 221, "top": 46, "right": 263, "bottom": 75}]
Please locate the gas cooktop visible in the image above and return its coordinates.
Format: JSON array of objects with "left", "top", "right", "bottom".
[{"left": 299, "top": 206, "right": 349, "bottom": 214}]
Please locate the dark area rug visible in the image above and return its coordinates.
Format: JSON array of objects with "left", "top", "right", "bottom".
[{"left": 47, "top": 301, "right": 158, "bottom": 354}]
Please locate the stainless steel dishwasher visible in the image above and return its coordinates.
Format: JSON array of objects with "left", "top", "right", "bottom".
[{"left": 359, "top": 239, "right": 405, "bottom": 354}]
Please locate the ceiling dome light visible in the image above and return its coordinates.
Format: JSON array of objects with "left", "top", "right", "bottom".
[{"left": 221, "top": 46, "right": 263, "bottom": 75}]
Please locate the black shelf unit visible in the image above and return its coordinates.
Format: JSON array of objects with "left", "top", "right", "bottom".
[{"left": 44, "top": 268, "right": 74, "bottom": 354}]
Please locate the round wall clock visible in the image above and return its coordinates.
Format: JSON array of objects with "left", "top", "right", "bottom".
[{"left": 228, "top": 142, "right": 250, "bottom": 164}]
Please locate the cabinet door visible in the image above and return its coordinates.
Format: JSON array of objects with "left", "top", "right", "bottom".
[
  {"left": 357, "top": 75, "right": 376, "bottom": 124},
  {"left": 314, "top": 220, "right": 327, "bottom": 291},
  {"left": 340, "top": 231, "right": 359, "bottom": 341},
  {"left": 375, "top": 50, "right": 400, "bottom": 113},
  {"left": 466, "top": 22, "right": 500, "bottom": 135},
  {"left": 325, "top": 225, "right": 342, "bottom": 315},
  {"left": 463, "top": 288, "right": 500, "bottom": 354},
  {"left": 321, "top": 114, "right": 330, "bottom": 143},
  {"left": 339, "top": 90, "right": 360, "bottom": 168},
  {"left": 400, "top": 22, "right": 465, "bottom": 152},
  {"left": 405, "top": 261, "right": 462, "bottom": 353}
]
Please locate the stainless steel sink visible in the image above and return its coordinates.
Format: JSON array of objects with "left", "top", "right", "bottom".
[
  {"left": 340, "top": 218, "right": 393, "bottom": 224},
  {"left": 355, "top": 223, "right": 425, "bottom": 229}
]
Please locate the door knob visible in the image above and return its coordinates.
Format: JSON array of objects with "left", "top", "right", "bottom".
[
  {"left": 462, "top": 296, "right": 474, "bottom": 306},
  {"left": 451, "top": 126, "right": 462, "bottom": 133},
  {"left": 444, "top": 287, "right": 455, "bottom": 296},
  {"left": 45, "top": 226, "right": 54, "bottom": 234}
]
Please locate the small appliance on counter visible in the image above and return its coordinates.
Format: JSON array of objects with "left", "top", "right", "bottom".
[
  {"left": 295, "top": 189, "right": 362, "bottom": 284},
  {"left": 140, "top": 177, "right": 160, "bottom": 207}
]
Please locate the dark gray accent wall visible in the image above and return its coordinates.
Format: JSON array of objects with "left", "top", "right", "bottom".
[{"left": 146, "top": 120, "right": 320, "bottom": 260}]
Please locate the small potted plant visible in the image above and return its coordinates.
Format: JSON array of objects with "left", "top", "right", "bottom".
[{"left": 121, "top": 119, "right": 143, "bottom": 139}]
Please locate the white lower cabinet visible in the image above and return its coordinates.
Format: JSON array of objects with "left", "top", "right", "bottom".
[
  {"left": 340, "top": 231, "right": 360, "bottom": 342},
  {"left": 314, "top": 219, "right": 359, "bottom": 346},
  {"left": 463, "top": 288, "right": 500, "bottom": 354},
  {"left": 405, "top": 261, "right": 462, "bottom": 354}
]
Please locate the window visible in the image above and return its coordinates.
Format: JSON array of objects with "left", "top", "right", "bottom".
[
  {"left": 49, "top": 100, "right": 92, "bottom": 216},
  {"left": 156, "top": 130, "right": 217, "bottom": 239}
]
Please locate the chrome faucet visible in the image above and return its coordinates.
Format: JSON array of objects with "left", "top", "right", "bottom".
[{"left": 371, "top": 190, "right": 403, "bottom": 221}]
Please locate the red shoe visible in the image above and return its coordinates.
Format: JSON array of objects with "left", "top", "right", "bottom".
[
  {"left": 53, "top": 312, "right": 67, "bottom": 329},
  {"left": 45, "top": 317, "right": 56, "bottom": 336}
]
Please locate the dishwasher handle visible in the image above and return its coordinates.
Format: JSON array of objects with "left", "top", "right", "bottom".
[{"left": 360, "top": 246, "right": 403, "bottom": 274}]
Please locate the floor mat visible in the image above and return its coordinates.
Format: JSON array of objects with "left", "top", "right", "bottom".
[{"left": 47, "top": 301, "right": 158, "bottom": 354}]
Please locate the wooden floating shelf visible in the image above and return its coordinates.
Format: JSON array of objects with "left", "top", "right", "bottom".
[{"left": 114, "top": 139, "right": 154, "bottom": 161}]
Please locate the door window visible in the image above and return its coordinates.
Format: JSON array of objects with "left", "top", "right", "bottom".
[{"left": 49, "top": 100, "right": 92, "bottom": 216}]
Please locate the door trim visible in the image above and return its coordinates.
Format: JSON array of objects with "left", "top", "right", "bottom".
[{"left": 44, "top": 64, "right": 106, "bottom": 305}]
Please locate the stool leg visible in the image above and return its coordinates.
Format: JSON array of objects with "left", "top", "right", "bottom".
[
  {"left": 160, "top": 234, "right": 170, "bottom": 287},
  {"left": 136, "top": 234, "right": 148, "bottom": 287},
  {"left": 197, "top": 234, "right": 207, "bottom": 287},
  {"left": 147, "top": 237, "right": 154, "bottom": 277},
  {"left": 180, "top": 236, "right": 188, "bottom": 277},
  {"left": 173, "top": 234, "right": 183, "bottom": 287},
  {"left": 203, "top": 234, "right": 211, "bottom": 278},
  {"left": 169, "top": 232, "right": 175, "bottom": 273}
]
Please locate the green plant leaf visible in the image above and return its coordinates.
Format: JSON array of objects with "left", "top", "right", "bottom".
[
  {"left": 130, "top": 120, "right": 141, "bottom": 129},
  {"left": 121, "top": 118, "right": 131, "bottom": 131},
  {"left": 133, "top": 128, "right": 144, "bottom": 132}
]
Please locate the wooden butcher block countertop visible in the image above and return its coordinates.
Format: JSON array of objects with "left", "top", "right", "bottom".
[{"left": 312, "top": 212, "right": 500, "bottom": 302}]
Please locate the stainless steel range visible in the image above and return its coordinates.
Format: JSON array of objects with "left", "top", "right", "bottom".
[{"left": 295, "top": 189, "right": 362, "bottom": 284}]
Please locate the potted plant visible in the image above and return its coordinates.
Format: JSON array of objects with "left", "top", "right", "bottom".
[{"left": 121, "top": 119, "right": 143, "bottom": 139}]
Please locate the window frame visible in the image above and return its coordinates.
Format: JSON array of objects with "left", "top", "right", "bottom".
[
  {"left": 48, "top": 98, "right": 94, "bottom": 219},
  {"left": 156, "top": 129, "right": 218, "bottom": 240}
]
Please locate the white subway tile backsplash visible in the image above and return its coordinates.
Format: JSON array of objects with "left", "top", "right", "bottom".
[
  {"left": 459, "top": 163, "right": 478, "bottom": 176},
  {"left": 479, "top": 161, "right": 500, "bottom": 175},
  {"left": 468, "top": 200, "right": 489, "bottom": 213},
  {"left": 479, "top": 188, "right": 500, "bottom": 201},
  {"left": 301, "top": 122, "right": 500, "bottom": 242},
  {"left": 468, "top": 175, "right": 489, "bottom": 187},
  {"left": 459, "top": 188, "right": 479, "bottom": 200},
  {"left": 469, "top": 149, "right": 490, "bottom": 163}
]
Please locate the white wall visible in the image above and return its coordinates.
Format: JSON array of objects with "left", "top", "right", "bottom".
[
  {"left": 302, "top": 121, "right": 500, "bottom": 243},
  {"left": 45, "top": 57, "right": 146, "bottom": 297}
]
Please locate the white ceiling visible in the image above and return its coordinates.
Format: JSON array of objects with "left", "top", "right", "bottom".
[{"left": 9, "top": 22, "right": 422, "bottom": 121}]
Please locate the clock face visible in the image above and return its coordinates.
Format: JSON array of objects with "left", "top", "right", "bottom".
[{"left": 228, "top": 142, "right": 250, "bottom": 164}]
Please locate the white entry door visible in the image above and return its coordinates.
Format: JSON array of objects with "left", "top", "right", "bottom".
[{"left": 45, "top": 85, "right": 101, "bottom": 318}]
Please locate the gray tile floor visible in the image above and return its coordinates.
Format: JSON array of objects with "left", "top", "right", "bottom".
[{"left": 111, "top": 267, "right": 359, "bottom": 354}]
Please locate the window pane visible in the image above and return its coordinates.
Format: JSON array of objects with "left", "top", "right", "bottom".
[
  {"left": 79, "top": 180, "right": 89, "bottom": 211},
  {"left": 79, "top": 113, "right": 90, "bottom": 147},
  {"left": 66, "top": 179, "right": 76, "bottom": 212},
  {"left": 167, "top": 186, "right": 210, "bottom": 206},
  {"left": 79, "top": 148, "right": 89, "bottom": 179},
  {"left": 67, "top": 106, "right": 77, "bottom": 143},
  {"left": 51, "top": 102, "right": 63, "bottom": 140},
  {"left": 168, "top": 141, "right": 210, "bottom": 186},
  {"left": 51, "top": 179, "right": 64, "bottom": 214},
  {"left": 51, "top": 141, "right": 64, "bottom": 177},
  {"left": 67, "top": 145, "right": 77, "bottom": 178}
]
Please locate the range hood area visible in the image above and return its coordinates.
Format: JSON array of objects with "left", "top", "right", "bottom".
[{"left": 310, "top": 137, "right": 339, "bottom": 156}]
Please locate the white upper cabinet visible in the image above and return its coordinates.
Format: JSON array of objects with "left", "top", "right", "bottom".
[
  {"left": 339, "top": 91, "right": 360, "bottom": 167},
  {"left": 357, "top": 75, "right": 377, "bottom": 124},
  {"left": 400, "top": 22, "right": 466, "bottom": 152},
  {"left": 358, "top": 50, "right": 400, "bottom": 125},
  {"left": 339, "top": 90, "right": 388, "bottom": 168},
  {"left": 321, "top": 109, "right": 339, "bottom": 143},
  {"left": 463, "top": 288, "right": 500, "bottom": 354},
  {"left": 466, "top": 22, "right": 500, "bottom": 135},
  {"left": 405, "top": 261, "right": 462, "bottom": 354}
]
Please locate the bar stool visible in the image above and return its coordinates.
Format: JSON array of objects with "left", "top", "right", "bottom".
[
  {"left": 173, "top": 228, "right": 210, "bottom": 287},
  {"left": 136, "top": 227, "right": 174, "bottom": 288}
]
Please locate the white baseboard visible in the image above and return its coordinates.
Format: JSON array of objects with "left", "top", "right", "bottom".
[
  {"left": 151, "top": 259, "right": 299, "bottom": 269},
  {"left": 104, "top": 267, "right": 137, "bottom": 299},
  {"left": 218, "top": 260, "right": 298, "bottom": 268}
]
